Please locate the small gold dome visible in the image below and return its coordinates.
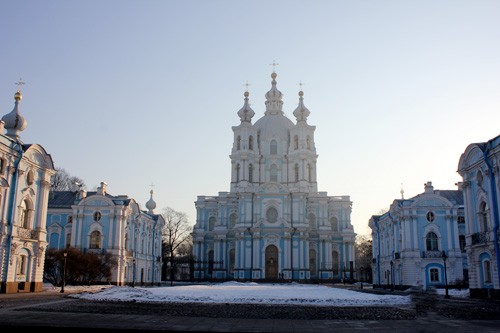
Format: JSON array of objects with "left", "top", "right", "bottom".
[
  {"left": 271, "top": 72, "right": 277, "bottom": 79},
  {"left": 14, "top": 91, "right": 22, "bottom": 101},
  {"left": 299, "top": 91, "right": 304, "bottom": 97},
  {"left": 244, "top": 91, "right": 249, "bottom": 97}
]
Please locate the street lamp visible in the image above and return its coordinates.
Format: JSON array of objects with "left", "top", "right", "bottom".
[
  {"left": 390, "top": 260, "right": 394, "bottom": 291},
  {"left": 441, "top": 251, "right": 449, "bottom": 298},
  {"left": 60, "top": 250, "right": 68, "bottom": 293},
  {"left": 132, "top": 258, "right": 136, "bottom": 288}
]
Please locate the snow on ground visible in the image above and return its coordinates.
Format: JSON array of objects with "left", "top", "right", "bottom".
[{"left": 67, "top": 281, "right": 414, "bottom": 306}]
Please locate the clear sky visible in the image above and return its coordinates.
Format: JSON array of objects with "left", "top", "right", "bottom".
[{"left": 1, "top": 0, "right": 500, "bottom": 236}]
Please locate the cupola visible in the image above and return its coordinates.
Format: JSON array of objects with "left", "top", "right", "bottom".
[
  {"left": 237, "top": 91, "right": 255, "bottom": 123},
  {"left": 2, "top": 87, "right": 27, "bottom": 142},
  {"left": 293, "top": 89, "right": 310, "bottom": 122}
]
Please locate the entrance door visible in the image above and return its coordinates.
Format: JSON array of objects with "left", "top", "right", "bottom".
[{"left": 265, "top": 245, "right": 279, "bottom": 279}]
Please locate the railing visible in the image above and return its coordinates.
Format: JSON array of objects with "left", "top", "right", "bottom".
[
  {"left": 16, "top": 227, "right": 39, "bottom": 240},
  {"left": 421, "top": 251, "right": 443, "bottom": 258},
  {"left": 471, "top": 231, "right": 489, "bottom": 245}
]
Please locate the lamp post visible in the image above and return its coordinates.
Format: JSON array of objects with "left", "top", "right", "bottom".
[
  {"left": 441, "top": 251, "right": 449, "bottom": 298},
  {"left": 390, "top": 260, "right": 394, "bottom": 291},
  {"left": 132, "top": 258, "right": 136, "bottom": 288},
  {"left": 60, "top": 250, "right": 68, "bottom": 293}
]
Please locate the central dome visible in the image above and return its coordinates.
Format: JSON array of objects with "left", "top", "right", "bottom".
[{"left": 254, "top": 113, "right": 294, "bottom": 142}]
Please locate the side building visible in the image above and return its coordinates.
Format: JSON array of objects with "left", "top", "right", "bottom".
[
  {"left": 46, "top": 183, "right": 164, "bottom": 286},
  {"left": 458, "top": 135, "right": 500, "bottom": 298},
  {"left": 369, "top": 182, "right": 467, "bottom": 290},
  {"left": 0, "top": 88, "right": 55, "bottom": 293},
  {"left": 192, "top": 72, "right": 356, "bottom": 282}
]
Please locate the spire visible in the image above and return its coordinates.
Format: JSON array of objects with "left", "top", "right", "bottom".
[
  {"left": 293, "top": 84, "right": 310, "bottom": 122},
  {"left": 2, "top": 78, "right": 27, "bottom": 142},
  {"left": 237, "top": 88, "right": 255, "bottom": 123},
  {"left": 146, "top": 189, "right": 157, "bottom": 214},
  {"left": 264, "top": 72, "right": 284, "bottom": 115}
]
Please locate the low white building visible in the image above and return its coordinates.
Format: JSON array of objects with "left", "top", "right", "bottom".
[
  {"left": 47, "top": 185, "right": 164, "bottom": 286},
  {"left": 369, "top": 182, "right": 467, "bottom": 290},
  {"left": 0, "top": 88, "right": 55, "bottom": 293}
]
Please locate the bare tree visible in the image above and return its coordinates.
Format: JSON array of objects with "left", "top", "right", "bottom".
[
  {"left": 50, "top": 167, "right": 86, "bottom": 192},
  {"left": 355, "top": 234, "right": 373, "bottom": 283},
  {"left": 161, "top": 207, "right": 192, "bottom": 259},
  {"left": 161, "top": 207, "right": 192, "bottom": 283}
]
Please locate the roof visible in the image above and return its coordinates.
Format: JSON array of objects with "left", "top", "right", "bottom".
[{"left": 48, "top": 191, "right": 78, "bottom": 208}]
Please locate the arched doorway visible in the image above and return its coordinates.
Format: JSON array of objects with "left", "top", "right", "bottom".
[{"left": 265, "top": 245, "right": 279, "bottom": 279}]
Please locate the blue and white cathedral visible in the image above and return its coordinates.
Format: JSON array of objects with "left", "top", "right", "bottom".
[{"left": 192, "top": 72, "right": 356, "bottom": 281}]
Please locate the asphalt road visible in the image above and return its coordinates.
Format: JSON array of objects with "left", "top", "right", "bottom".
[{"left": 0, "top": 288, "right": 499, "bottom": 332}]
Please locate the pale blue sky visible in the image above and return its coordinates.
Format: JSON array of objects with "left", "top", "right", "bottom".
[{"left": 1, "top": 0, "right": 500, "bottom": 235}]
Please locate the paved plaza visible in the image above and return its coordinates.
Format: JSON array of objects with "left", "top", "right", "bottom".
[{"left": 0, "top": 286, "right": 499, "bottom": 332}]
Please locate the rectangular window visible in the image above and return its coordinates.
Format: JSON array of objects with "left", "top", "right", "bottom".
[
  {"left": 484, "top": 260, "right": 492, "bottom": 284},
  {"left": 430, "top": 268, "right": 439, "bottom": 282}
]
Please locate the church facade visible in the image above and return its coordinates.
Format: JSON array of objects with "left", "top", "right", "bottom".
[
  {"left": 0, "top": 87, "right": 55, "bottom": 293},
  {"left": 458, "top": 135, "right": 500, "bottom": 298},
  {"left": 192, "top": 72, "right": 356, "bottom": 281}
]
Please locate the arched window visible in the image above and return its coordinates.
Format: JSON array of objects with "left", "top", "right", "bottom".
[
  {"left": 479, "top": 201, "right": 489, "bottom": 231},
  {"left": 90, "top": 231, "right": 101, "bottom": 249},
  {"left": 270, "top": 140, "right": 277, "bottom": 155},
  {"left": 208, "top": 250, "right": 214, "bottom": 274},
  {"left": 294, "top": 164, "right": 299, "bottom": 182},
  {"left": 270, "top": 164, "right": 278, "bottom": 182},
  {"left": 17, "top": 254, "right": 27, "bottom": 275},
  {"left": 249, "top": 136, "right": 253, "bottom": 150},
  {"left": 248, "top": 164, "right": 253, "bottom": 182},
  {"left": 229, "top": 248, "right": 235, "bottom": 275},
  {"left": 307, "top": 136, "right": 311, "bottom": 149},
  {"left": 66, "top": 233, "right": 71, "bottom": 247},
  {"left": 208, "top": 216, "right": 216, "bottom": 231},
  {"left": 125, "top": 234, "right": 129, "bottom": 250},
  {"left": 332, "top": 250, "right": 339, "bottom": 274},
  {"left": 309, "top": 249, "right": 316, "bottom": 274},
  {"left": 308, "top": 213, "right": 316, "bottom": 229},
  {"left": 307, "top": 164, "right": 312, "bottom": 182},
  {"left": 483, "top": 259, "right": 492, "bottom": 284},
  {"left": 237, "top": 136, "right": 241, "bottom": 150},
  {"left": 330, "top": 217, "right": 339, "bottom": 231},
  {"left": 19, "top": 199, "right": 31, "bottom": 229},
  {"left": 294, "top": 135, "right": 298, "bottom": 150},
  {"left": 426, "top": 232, "right": 438, "bottom": 251},
  {"left": 459, "top": 235, "right": 466, "bottom": 251},
  {"left": 235, "top": 164, "right": 240, "bottom": 182},
  {"left": 229, "top": 213, "right": 237, "bottom": 228},
  {"left": 266, "top": 207, "right": 278, "bottom": 223}
]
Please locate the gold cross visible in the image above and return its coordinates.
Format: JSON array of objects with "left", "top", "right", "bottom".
[
  {"left": 243, "top": 81, "right": 251, "bottom": 92},
  {"left": 270, "top": 60, "right": 279, "bottom": 73},
  {"left": 15, "top": 78, "right": 25, "bottom": 92},
  {"left": 297, "top": 81, "right": 305, "bottom": 91}
]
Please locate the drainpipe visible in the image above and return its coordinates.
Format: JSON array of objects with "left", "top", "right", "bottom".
[
  {"left": 151, "top": 216, "right": 158, "bottom": 286},
  {"left": 4, "top": 145, "right": 24, "bottom": 287},
  {"left": 374, "top": 217, "right": 381, "bottom": 287},
  {"left": 483, "top": 149, "right": 500, "bottom": 285},
  {"left": 388, "top": 212, "right": 395, "bottom": 289}
]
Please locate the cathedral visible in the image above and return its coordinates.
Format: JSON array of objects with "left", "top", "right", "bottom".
[{"left": 192, "top": 71, "right": 356, "bottom": 281}]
